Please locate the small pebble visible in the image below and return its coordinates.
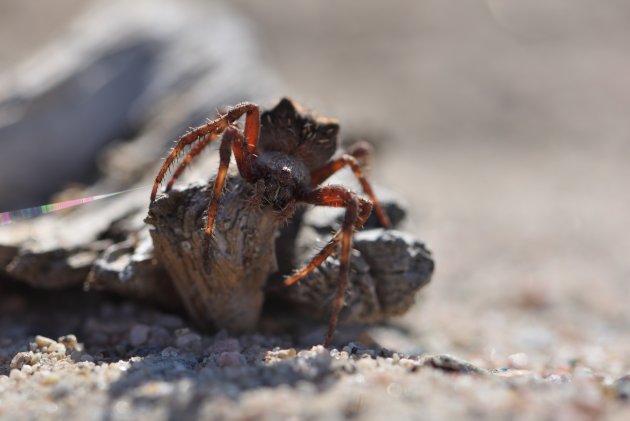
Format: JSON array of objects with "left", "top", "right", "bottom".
[
  {"left": 273, "top": 348, "right": 297, "bottom": 359},
  {"left": 148, "top": 326, "right": 172, "bottom": 347},
  {"left": 175, "top": 333, "right": 202, "bottom": 352},
  {"left": 80, "top": 354, "right": 95, "bottom": 362},
  {"left": 614, "top": 375, "right": 630, "bottom": 400},
  {"left": 217, "top": 351, "right": 244, "bottom": 367},
  {"left": 34, "top": 335, "right": 56, "bottom": 349},
  {"left": 264, "top": 348, "right": 297, "bottom": 364},
  {"left": 10, "top": 351, "right": 40, "bottom": 369},
  {"left": 70, "top": 350, "right": 83, "bottom": 362},
  {"left": 161, "top": 347, "right": 179, "bottom": 357},
  {"left": 398, "top": 358, "right": 421, "bottom": 371},
  {"left": 129, "top": 324, "right": 151, "bottom": 347},
  {"left": 9, "top": 369, "right": 25, "bottom": 380},
  {"left": 58, "top": 334, "right": 80, "bottom": 350},
  {"left": 356, "top": 357, "right": 378, "bottom": 370},
  {"left": 573, "top": 366, "right": 595, "bottom": 380},
  {"left": 39, "top": 372, "right": 60, "bottom": 385},
  {"left": 48, "top": 342, "right": 67, "bottom": 356},
  {"left": 207, "top": 338, "right": 241, "bottom": 353},
  {"left": 545, "top": 373, "right": 570, "bottom": 384},
  {"left": 50, "top": 384, "right": 73, "bottom": 400},
  {"left": 507, "top": 353, "right": 529, "bottom": 369},
  {"left": 136, "top": 381, "right": 175, "bottom": 398}
]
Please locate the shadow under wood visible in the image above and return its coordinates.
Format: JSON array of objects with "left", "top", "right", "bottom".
[{"left": 0, "top": 279, "right": 109, "bottom": 342}]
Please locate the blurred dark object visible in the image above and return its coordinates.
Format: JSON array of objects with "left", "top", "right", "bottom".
[{"left": 0, "top": 0, "right": 277, "bottom": 210}]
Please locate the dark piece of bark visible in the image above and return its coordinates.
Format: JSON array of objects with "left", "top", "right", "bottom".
[
  {"left": 420, "top": 354, "right": 488, "bottom": 375},
  {"left": 87, "top": 229, "right": 180, "bottom": 311},
  {"left": 146, "top": 177, "right": 281, "bottom": 333},
  {"left": 354, "top": 229, "right": 434, "bottom": 316},
  {"left": 0, "top": 0, "right": 276, "bottom": 288},
  {"left": 0, "top": 190, "right": 146, "bottom": 289},
  {"left": 1, "top": 171, "right": 433, "bottom": 335},
  {"left": 4, "top": 242, "right": 107, "bottom": 290},
  {"left": 0, "top": 0, "right": 276, "bottom": 209},
  {"left": 143, "top": 173, "right": 432, "bottom": 332},
  {"left": 273, "top": 176, "right": 433, "bottom": 324},
  {"left": 279, "top": 227, "right": 433, "bottom": 324}
]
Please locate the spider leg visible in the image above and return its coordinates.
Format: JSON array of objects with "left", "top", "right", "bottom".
[
  {"left": 165, "top": 131, "right": 220, "bottom": 192},
  {"left": 309, "top": 142, "right": 391, "bottom": 228},
  {"left": 204, "top": 126, "right": 239, "bottom": 236},
  {"left": 283, "top": 188, "right": 371, "bottom": 286},
  {"left": 284, "top": 185, "right": 373, "bottom": 347},
  {"left": 167, "top": 120, "right": 258, "bottom": 193},
  {"left": 151, "top": 102, "right": 260, "bottom": 201},
  {"left": 232, "top": 123, "right": 259, "bottom": 183}
]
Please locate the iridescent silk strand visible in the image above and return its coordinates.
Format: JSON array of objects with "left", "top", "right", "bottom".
[{"left": 0, "top": 185, "right": 150, "bottom": 226}]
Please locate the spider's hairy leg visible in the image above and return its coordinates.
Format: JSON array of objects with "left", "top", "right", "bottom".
[
  {"left": 309, "top": 144, "right": 391, "bottom": 228},
  {"left": 166, "top": 115, "right": 259, "bottom": 194},
  {"left": 283, "top": 186, "right": 373, "bottom": 347},
  {"left": 283, "top": 188, "right": 372, "bottom": 287},
  {"left": 152, "top": 124, "right": 226, "bottom": 201},
  {"left": 151, "top": 102, "right": 260, "bottom": 201},
  {"left": 205, "top": 126, "right": 238, "bottom": 236},
  {"left": 165, "top": 131, "right": 220, "bottom": 192},
  {"left": 232, "top": 121, "right": 259, "bottom": 183},
  {"left": 241, "top": 104, "right": 260, "bottom": 155}
]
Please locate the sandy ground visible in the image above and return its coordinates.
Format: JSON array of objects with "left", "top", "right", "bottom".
[
  {"left": 229, "top": 0, "right": 630, "bottom": 363},
  {"left": 2, "top": 0, "right": 630, "bottom": 419}
]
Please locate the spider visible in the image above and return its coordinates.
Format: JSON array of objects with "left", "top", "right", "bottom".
[{"left": 151, "top": 98, "right": 391, "bottom": 346}]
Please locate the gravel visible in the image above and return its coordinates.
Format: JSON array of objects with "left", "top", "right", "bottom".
[{"left": 1, "top": 293, "right": 629, "bottom": 420}]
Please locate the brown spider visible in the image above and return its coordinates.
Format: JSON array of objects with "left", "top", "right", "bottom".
[{"left": 151, "top": 98, "right": 391, "bottom": 346}]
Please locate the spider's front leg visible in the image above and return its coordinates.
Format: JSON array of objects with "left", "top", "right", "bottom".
[
  {"left": 284, "top": 186, "right": 373, "bottom": 347},
  {"left": 203, "top": 126, "right": 258, "bottom": 236},
  {"left": 310, "top": 142, "right": 391, "bottom": 228},
  {"left": 151, "top": 102, "right": 260, "bottom": 201}
]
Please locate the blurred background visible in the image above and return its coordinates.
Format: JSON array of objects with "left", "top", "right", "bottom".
[{"left": 1, "top": 0, "right": 629, "bottom": 370}]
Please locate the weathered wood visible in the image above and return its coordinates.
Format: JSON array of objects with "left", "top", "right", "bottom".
[
  {"left": 146, "top": 178, "right": 281, "bottom": 333},
  {"left": 87, "top": 230, "right": 180, "bottom": 310},
  {"left": 1, "top": 166, "right": 434, "bottom": 334},
  {"left": 277, "top": 219, "right": 434, "bottom": 324},
  {"left": 144, "top": 173, "right": 433, "bottom": 331}
]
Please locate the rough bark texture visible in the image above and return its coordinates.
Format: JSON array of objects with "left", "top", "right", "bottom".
[
  {"left": 279, "top": 226, "right": 433, "bottom": 324},
  {"left": 1, "top": 173, "right": 433, "bottom": 333},
  {"left": 143, "top": 175, "right": 434, "bottom": 332},
  {"left": 87, "top": 232, "right": 180, "bottom": 310},
  {"left": 146, "top": 178, "right": 282, "bottom": 333}
]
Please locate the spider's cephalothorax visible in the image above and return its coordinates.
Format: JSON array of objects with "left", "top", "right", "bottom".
[
  {"left": 151, "top": 97, "right": 391, "bottom": 346},
  {"left": 252, "top": 151, "right": 308, "bottom": 211}
]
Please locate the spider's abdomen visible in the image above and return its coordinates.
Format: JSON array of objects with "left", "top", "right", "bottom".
[{"left": 259, "top": 98, "right": 340, "bottom": 169}]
